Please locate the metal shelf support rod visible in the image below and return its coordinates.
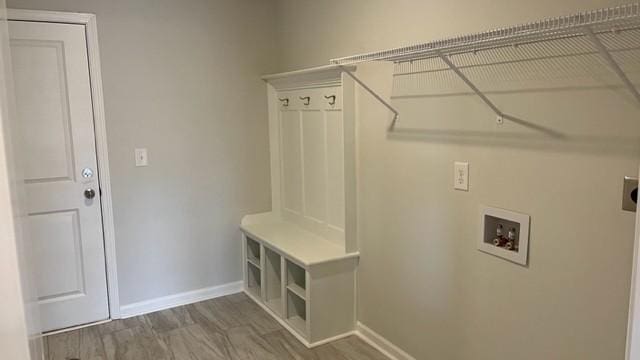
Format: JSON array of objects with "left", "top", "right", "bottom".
[
  {"left": 338, "top": 65, "right": 399, "bottom": 125},
  {"left": 437, "top": 51, "right": 505, "bottom": 118},
  {"left": 584, "top": 26, "right": 640, "bottom": 104}
]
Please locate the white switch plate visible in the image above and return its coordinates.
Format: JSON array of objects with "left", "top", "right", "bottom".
[
  {"left": 135, "top": 148, "right": 148, "bottom": 167},
  {"left": 454, "top": 161, "right": 469, "bottom": 191}
]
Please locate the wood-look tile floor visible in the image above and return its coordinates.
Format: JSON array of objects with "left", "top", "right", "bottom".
[{"left": 44, "top": 292, "right": 388, "bottom": 360}]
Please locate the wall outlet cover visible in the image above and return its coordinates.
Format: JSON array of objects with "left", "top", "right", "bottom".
[
  {"left": 454, "top": 161, "right": 469, "bottom": 191},
  {"left": 135, "top": 148, "right": 148, "bottom": 167}
]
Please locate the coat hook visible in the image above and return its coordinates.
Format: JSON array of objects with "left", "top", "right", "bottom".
[
  {"left": 278, "top": 98, "right": 289, "bottom": 107},
  {"left": 324, "top": 95, "right": 336, "bottom": 105},
  {"left": 299, "top": 96, "right": 310, "bottom": 105}
]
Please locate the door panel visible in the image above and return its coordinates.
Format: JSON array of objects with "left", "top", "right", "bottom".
[
  {"left": 30, "top": 210, "right": 84, "bottom": 301},
  {"left": 281, "top": 110, "right": 303, "bottom": 214},
  {"left": 10, "top": 20, "right": 109, "bottom": 332},
  {"left": 326, "top": 111, "right": 345, "bottom": 230},
  {"left": 12, "top": 39, "right": 74, "bottom": 182},
  {"left": 301, "top": 110, "right": 325, "bottom": 222}
]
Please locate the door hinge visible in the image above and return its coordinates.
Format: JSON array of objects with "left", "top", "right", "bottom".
[{"left": 99, "top": 187, "right": 102, "bottom": 197}]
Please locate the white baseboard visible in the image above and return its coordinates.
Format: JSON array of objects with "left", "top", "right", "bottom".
[
  {"left": 355, "top": 322, "right": 416, "bottom": 360},
  {"left": 119, "top": 281, "right": 243, "bottom": 319}
]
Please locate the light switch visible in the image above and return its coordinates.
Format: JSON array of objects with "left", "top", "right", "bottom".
[
  {"left": 454, "top": 161, "right": 469, "bottom": 191},
  {"left": 135, "top": 148, "right": 148, "bottom": 167}
]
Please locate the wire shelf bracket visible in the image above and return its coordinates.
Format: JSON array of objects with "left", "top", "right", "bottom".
[
  {"left": 583, "top": 26, "right": 640, "bottom": 104},
  {"left": 436, "top": 51, "right": 507, "bottom": 121},
  {"left": 338, "top": 66, "right": 400, "bottom": 129}
]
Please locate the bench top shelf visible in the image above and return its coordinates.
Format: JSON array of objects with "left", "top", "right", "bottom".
[{"left": 241, "top": 213, "right": 359, "bottom": 267}]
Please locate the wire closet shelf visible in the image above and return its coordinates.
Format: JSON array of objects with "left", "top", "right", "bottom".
[
  {"left": 329, "top": 3, "right": 640, "bottom": 127},
  {"left": 330, "top": 3, "right": 640, "bottom": 65}
]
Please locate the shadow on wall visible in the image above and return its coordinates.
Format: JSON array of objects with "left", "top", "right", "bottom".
[
  {"left": 388, "top": 124, "right": 640, "bottom": 156},
  {"left": 384, "top": 25, "right": 640, "bottom": 156}
]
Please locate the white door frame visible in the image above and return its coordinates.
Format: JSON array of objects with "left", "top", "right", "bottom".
[
  {"left": 8, "top": 9, "right": 120, "bottom": 320},
  {"left": 0, "top": 4, "right": 36, "bottom": 356}
]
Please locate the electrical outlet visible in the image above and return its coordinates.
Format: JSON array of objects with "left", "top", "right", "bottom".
[
  {"left": 135, "top": 148, "right": 148, "bottom": 167},
  {"left": 454, "top": 161, "right": 469, "bottom": 191}
]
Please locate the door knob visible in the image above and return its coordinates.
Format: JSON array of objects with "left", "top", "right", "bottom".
[{"left": 84, "top": 188, "right": 96, "bottom": 200}]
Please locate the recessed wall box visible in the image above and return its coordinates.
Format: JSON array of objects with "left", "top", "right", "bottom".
[
  {"left": 479, "top": 206, "right": 530, "bottom": 265},
  {"left": 622, "top": 176, "right": 638, "bottom": 212}
]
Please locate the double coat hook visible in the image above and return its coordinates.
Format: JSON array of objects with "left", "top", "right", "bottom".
[
  {"left": 324, "top": 95, "right": 336, "bottom": 105},
  {"left": 278, "top": 98, "right": 289, "bottom": 107},
  {"left": 299, "top": 96, "right": 310, "bottom": 105}
]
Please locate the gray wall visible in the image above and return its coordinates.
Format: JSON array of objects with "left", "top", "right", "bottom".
[
  {"left": 275, "top": 0, "right": 639, "bottom": 359},
  {"left": 8, "top": 0, "right": 277, "bottom": 306}
]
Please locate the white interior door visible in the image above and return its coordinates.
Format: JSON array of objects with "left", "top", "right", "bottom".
[{"left": 9, "top": 20, "right": 109, "bottom": 332}]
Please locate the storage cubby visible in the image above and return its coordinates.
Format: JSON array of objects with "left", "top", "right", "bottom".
[
  {"left": 246, "top": 236, "right": 261, "bottom": 267},
  {"left": 264, "top": 247, "right": 283, "bottom": 315},
  {"left": 286, "top": 260, "right": 306, "bottom": 299},
  {"left": 246, "top": 261, "right": 261, "bottom": 299},
  {"left": 286, "top": 289, "right": 307, "bottom": 336}
]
